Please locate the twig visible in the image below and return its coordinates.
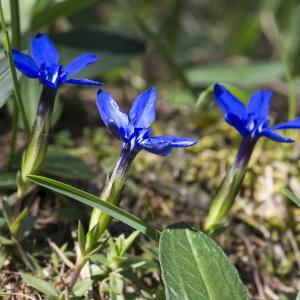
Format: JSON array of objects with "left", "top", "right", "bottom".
[
  {"left": 286, "top": 229, "right": 300, "bottom": 270},
  {"left": 237, "top": 233, "right": 266, "bottom": 300},
  {"left": 47, "top": 238, "right": 75, "bottom": 269}
]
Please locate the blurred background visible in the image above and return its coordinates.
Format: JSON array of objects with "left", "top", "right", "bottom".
[{"left": 1, "top": 0, "right": 300, "bottom": 299}]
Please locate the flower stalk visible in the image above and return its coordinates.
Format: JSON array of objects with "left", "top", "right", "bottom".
[
  {"left": 89, "top": 145, "right": 136, "bottom": 233},
  {"left": 204, "top": 137, "right": 257, "bottom": 234}
]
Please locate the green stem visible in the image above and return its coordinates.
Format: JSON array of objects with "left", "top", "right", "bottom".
[
  {"left": 10, "top": 0, "right": 21, "bottom": 48},
  {"left": 0, "top": 0, "right": 30, "bottom": 135},
  {"left": 89, "top": 146, "right": 135, "bottom": 233},
  {"left": 204, "top": 137, "right": 257, "bottom": 234},
  {"left": 7, "top": 0, "right": 21, "bottom": 167}
]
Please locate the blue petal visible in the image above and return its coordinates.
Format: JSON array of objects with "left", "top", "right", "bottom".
[
  {"left": 129, "top": 87, "right": 157, "bottom": 128},
  {"left": 107, "top": 120, "right": 128, "bottom": 142},
  {"left": 247, "top": 90, "right": 272, "bottom": 119},
  {"left": 140, "top": 139, "right": 173, "bottom": 156},
  {"left": 260, "top": 129, "right": 294, "bottom": 143},
  {"left": 31, "top": 33, "right": 59, "bottom": 66},
  {"left": 145, "top": 136, "right": 197, "bottom": 148},
  {"left": 64, "top": 78, "right": 102, "bottom": 86},
  {"left": 96, "top": 90, "right": 130, "bottom": 141},
  {"left": 63, "top": 53, "right": 99, "bottom": 76},
  {"left": 12, "top": 49, "right": 39, "bottom": 78},
  {"left": 225, "top": 113, "right": 249, "bottom": 137},
  {"left": 213, "top": 84, "right": 247, "bottom": 118},
  {"left": 271, "top": 117, "right": 300, "bottom": 130}
]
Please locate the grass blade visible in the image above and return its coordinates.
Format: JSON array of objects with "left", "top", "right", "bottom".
[
  {"left": 282, "top": 189, "right": 300, "bottom": 208},
  {"left": 0, "top": 0, "right": 30, "bottom": 134},
  {"left": 28, "top": 175, "right": 160, "bottom": 241}
]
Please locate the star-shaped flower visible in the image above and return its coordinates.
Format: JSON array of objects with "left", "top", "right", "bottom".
[
  {"left": 214, "top": 83, "right": 300, "bottom": 143},
  {"left": 12, "top": 33, "right": 102, "bottom": 89},
  {"left": 97, "top": 87, "right": 197, "bottom": 156}
]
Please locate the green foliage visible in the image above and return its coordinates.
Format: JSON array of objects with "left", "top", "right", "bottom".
[
  {"left": 28, "top": 175, "right": 160, "bottom": 241},
  {"left": 186, "top": 62, "right": 283, "bottom": 87},
  {"left": 52, "top": 28, "right": 145, "bottom": 76},
  {"left": 0, "top": 57, "right": 16, "bottom": 108},
  {"left": 31, "top": 0, "right": 97, "bottom": 29},
  {"left": 43, "top": 149, "right": 92, "bottom": 181},
  {"left": 20, "top": 273, "right": 57, "bottom": 299},
  {"left": 159, "top": 225, "right": 248, "bottom": 300}
]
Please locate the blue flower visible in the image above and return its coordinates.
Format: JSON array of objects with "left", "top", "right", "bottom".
[
  {"left": 96, "top": 87, "right": 197, "bottom": 156},
  {"left": 12, "top": 33, "right": 102, "bottom": 89},
  {"left": 214, "top": 83, "right": 300, "bottom": 143}
]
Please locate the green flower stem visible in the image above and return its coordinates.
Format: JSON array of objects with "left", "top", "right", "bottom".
[
  {"left": 17, "top": 86, "right": 57, "bottom": 198},
  {"left": 204, "top": 137, "right": 257, "bottom": 234},
  {"left": 67, "top": 147, "right": 135, "bottom": 291},
  {"left": 0, "top": 0, "right": 30, "bottom": 135},
  {"left": 89, "top": 145, "right": 135, "bottom": 233}
]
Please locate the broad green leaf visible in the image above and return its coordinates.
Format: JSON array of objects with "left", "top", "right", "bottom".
[
  {"left": 282, "top": 189, "right": 300, "bottom": 208},
  {"left": 31, "top": 0, "right": 97, "bottom": 29},
  {"left": 159, "top": 225, "right": 248, "bottom": 300},
  {"left": 296, "top": 290, "right": 300, "bottom": 300},
  {"left": 52, "top": 28, "right": 145, "bottom": 76},
  {"left": 0, "top": 171, "right": 17, "bottom": 191},
  {"left": 0, "top": 57, "right": 15, "bottom": 108},
  {"left": 42, "top": 149, "right": 92, "bottom": 180},
  {"left": 21, "top": 273, "right": 57, "bottom": 299},
  {"left": 185, "top": 62, "right": 283, "bottom": 87},
  {"left": 28, "top": 175, "right": 160, "bottom": 241},
  {"left": 73, "top": 279, "right": 93, "bottom": 297}
]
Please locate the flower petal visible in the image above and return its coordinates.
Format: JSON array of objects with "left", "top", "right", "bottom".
[
  {"left": 64, "top": 78, "right": 102, "bottom": 86},
  {"left": 129, "top": 87, "right": 157, "bottom": 128},
  {"left": 260, "top": 129, "right": 294, "bottom": 143},
  {"left": 63, "top": 53, "right": 99, "bottom": 76},
  {"left": 12, "top": 49, "right": 39, "bottom": 78},
  {"left": 145, "top": 136, "right": 197, "bottom": 148},
  {"left": 225, "top": 113, "right": 249, "bottom": 137},
  {"left": 141, "top": 139, "right": 173, "bottom": 156},
  {"left": 271, "top": 117, "right": 300, "bottom": 130},
  {"left": 96, "top": 90, "right": 129, "bottom": 141},
  {"left": 213, "top": 84, "right": 247, "bottom": 118},
  {"left": 31, "top": 33, "right": 59, "bottom": 66},
  {"left": 247, "top": 90, "right": 272, "bottom": 119}
]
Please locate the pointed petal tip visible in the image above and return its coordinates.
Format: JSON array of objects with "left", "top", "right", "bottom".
[{"left": 213, "top": 83, "right": 225, "bottom": 95}]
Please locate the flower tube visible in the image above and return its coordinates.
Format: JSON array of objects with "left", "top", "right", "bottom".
[{"left": 204, "top": 84, "right": 300, "bottom": 233}]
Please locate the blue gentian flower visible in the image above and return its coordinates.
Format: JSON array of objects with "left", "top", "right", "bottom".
[
  {"left": 96, "top": 87, "right": 197, "bottom": 156},
  {"left": 214, "top": 83, "right": 300, "bottom": 143},
  {"left": 12, "top": 33, "right": 102, "bottom": 89}
]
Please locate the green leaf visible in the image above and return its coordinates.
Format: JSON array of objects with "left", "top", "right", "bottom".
[
  {"left": 51, "top": 28, "right": 145, "bottom": 76},
  {"left": 282, "top": 189, "right": 300, "bottom": 208},
  {"left": 73, "top": 279, "right": 93, "bottom": 297},
  {"left": 185, "top": 61, "right": 283, "bottom": 87},
  {"left": 0, "top": 57, "right": 15, "bottom": 108},
  {"left": 28, "top": 175, "right": 160, "bottom": 241},
  {"left": 78, "top": 221, "right": 86, "bottom": 256},
  {"left": 159, "top": 225, "right": 248, "bottom": 300},
  {"left": 31, "top": 0, "right": 97, "bottom": 29},
  {"left": 21, "top": 273, "right": 57, "bottom": 299},
  {"left": 42, "top": 149, "right": 92, "bottom": 180}
]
